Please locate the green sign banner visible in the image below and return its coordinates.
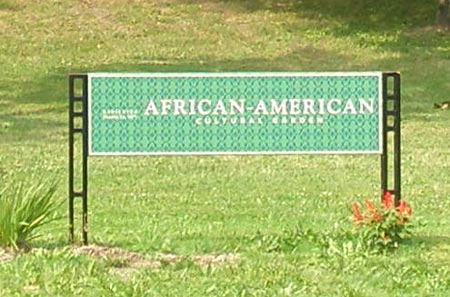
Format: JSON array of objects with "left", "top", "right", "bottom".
[{"left": 88, "top": 72, "right": 383, "bottom": 155}]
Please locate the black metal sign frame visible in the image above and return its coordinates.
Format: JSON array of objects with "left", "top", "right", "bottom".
[{"left": 68, "top": 72, "right": 401, "bottom": 245}]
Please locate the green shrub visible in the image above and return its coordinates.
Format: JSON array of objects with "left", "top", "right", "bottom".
[
  {"left": 351, "top": 192, "right": 413, "bottom": 251},
  {"left": 0, "top": 179, "right": 60, "bottom": 251}
]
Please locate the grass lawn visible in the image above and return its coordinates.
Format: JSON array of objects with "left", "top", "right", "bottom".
[{"left": 1, "top": 0, "right": 450, "bottom": 296}]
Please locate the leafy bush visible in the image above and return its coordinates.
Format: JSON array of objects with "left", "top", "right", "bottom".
[
  {"left": 0, "top": 179, "right": 60, "bottom": 251},
  {"left": 351, "top": 192, "right": 413, "bottom": 250}
]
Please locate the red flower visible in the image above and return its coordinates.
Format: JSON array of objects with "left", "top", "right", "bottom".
[
  {"left": 397, "top": 200, "right": 412, "bottom": 223},
  {"left": 365, "top": 200, "right": 383, "bottom": 222},
  {"left": 382, "top": 191, "right": 394, "bottom": 210},
  {"left": 397, "top": 200, "right": 412, "bottom": 215},
  {"left": 352, "top": 202, "right": 364, "bottom": 225}
]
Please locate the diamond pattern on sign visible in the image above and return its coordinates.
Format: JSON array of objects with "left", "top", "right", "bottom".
[{"left": 89, "top": 73, "right": 382, "bottom": 154}]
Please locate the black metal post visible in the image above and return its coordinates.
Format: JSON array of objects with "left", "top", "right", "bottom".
[
  {"left": 392, "top": 73, "right": 401, "bottom": 204},
  {"left": 381, "top": 72, "right": 401, "bottom": 204},
  {"left": 68, "top": 74, "right": 89, "bottom": 245},
  {"left": 381, "top": 74, "right": 389, "bottom": 198},
  {"left": 68, "top": 76, "right": 76, "bottom": 244},
  {"left": 82, "top": 76, "right": 89, "bottom": 245}
]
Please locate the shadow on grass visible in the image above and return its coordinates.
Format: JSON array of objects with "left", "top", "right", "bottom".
[
  {"left": 5, "top": 33, "right": 445, "bottom": 127},
  {"left": 1, "top": 0, "right": 447, "bottom": 127},
  {"left": 414, "top": 235, "right": 450, "bottom": 246},
  {"left": 195, "top": 0, "right": 436, "bottom": 29},
  {"left": 1, "top": 45, "right": 358, "bottom": 142},
  {"left": 32, "top": 237, "right": 70, "bottom": 251},
  {"left": 10, "top": 45, "right": 351, "bottom": 106},
  {"left": 179, "top": 0, "right": 448, "bottom": 57},
  {"left": 3, "top": 0, "right": 447, "bottom": 117},
  {"left": 0, "top": 0, "right": 20, "bottom": 11}
]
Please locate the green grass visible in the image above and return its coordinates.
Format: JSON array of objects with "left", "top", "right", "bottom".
[{"left": 1, "top": 0, "right": 450, "bottom": 296}]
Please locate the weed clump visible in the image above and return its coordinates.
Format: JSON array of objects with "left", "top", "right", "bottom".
[{"left": 0, "top": 179, "right": 60, "bottom": 251}]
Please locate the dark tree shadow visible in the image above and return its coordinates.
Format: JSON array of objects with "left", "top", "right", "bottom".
[
  {"left": 0, "top": 47, "right": 345, "bottom": 136},
  {"left": 174, "top": 0, "right": 449, "bottom": 63},
  {"left": 414, "top": 235, "right": 450, "bottom": 245},
  {"left": 192, "top": 0, "right": 437, "bottom": 30}
]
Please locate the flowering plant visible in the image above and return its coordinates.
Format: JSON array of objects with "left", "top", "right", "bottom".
[{"left": 351, "top": 192, "right": 413, "bottom": 249}]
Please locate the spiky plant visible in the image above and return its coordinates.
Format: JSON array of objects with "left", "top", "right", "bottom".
[{"left": 0, "top": 180, "right": 60, "bottom": 251}]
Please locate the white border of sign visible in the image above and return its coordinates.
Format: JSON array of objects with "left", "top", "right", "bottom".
[{"left": 87, "top": 72, "right": 383, "bottom": 156}]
